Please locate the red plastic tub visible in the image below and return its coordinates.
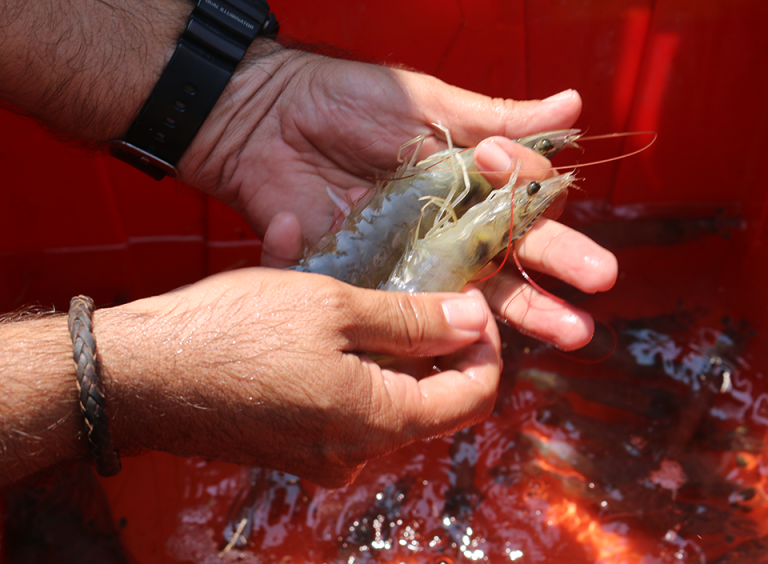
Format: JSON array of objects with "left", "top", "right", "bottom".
[{"left": 2, "top": 1, "right": 767, "bottom": 562}]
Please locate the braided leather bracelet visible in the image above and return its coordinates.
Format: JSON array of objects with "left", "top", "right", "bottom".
[{"left": 68, "top": 296, "right": 122, "bottom": 477}]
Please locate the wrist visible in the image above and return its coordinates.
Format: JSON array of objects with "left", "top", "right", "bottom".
[
  {"left": 109, "top": 1, "right": 281, "bottom": 180},
  {"left": 91, "top": 302, "right": 177, "bottom": 456},
  {"left": 92, "top": 294, "right": 229, "bottom": 458},
  {"left": 176, "top": 42, "right": 298, "bottom": 194}
]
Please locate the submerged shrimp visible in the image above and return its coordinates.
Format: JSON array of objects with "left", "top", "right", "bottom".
[
  {"left": 384, "top": 171, "right": 577, "bottom": 293},
  {"left": 289, "top": 129, "right": 581, "bottom": 289}
]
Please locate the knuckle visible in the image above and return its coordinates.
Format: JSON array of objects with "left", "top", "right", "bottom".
[
  {"left": 389, "top": 294, "right": 429, "bottom": 352},
  {"left": 309, "top": 278, "right": 354, "bottom": 323}
]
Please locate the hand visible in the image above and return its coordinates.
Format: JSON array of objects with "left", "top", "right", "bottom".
[
  {"left": 0, "top": 1, "right": 603, "bottom": 487},
  {"left": 95, "top": 268, "right": 501, "bottom": 487},
  {"left": 471, "top": 137, "right": 618, "bottom": 351},
  {"left": 179, "top": 46, "right": 583, "bottom": 253}
]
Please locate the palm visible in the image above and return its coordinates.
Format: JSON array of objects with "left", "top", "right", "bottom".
[{"left": 227, "top": 61, "right": 438, "bottom": 243}]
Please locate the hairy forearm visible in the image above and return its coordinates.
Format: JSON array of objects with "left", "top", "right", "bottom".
[
  {"left": 0, "top": 265, "right": 502, "bottom": 488},
  {"left": 0, "top": 303, "right": 197, "bottom": 485},
  {"left": 0, "top": 0, "right": 193, "bottom": 141},
  {"left": 0, "top": 314, "right": 89, "bottom": 485},
  {"left": 0, "top": 293, "right": 287, "bottom": 485},
  {"left": 0, "top": 0, "right": 294, "bottom": 186},
  {"left": 0, "top": 304, "right": 183, "bottom": 485}
]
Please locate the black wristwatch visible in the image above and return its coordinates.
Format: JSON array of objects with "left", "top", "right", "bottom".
[{"left": 108, "top": 0, "right": 278, "bottom": 180}]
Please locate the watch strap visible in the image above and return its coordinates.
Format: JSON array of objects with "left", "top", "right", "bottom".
[{"left": 108, "top": 0, "right": 277, "bottom": 180}]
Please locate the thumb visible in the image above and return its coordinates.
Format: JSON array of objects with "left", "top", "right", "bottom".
[
  {"left": 342, "top": 288, "right": 494, "bottom": 358},
  {"left": 350, "top": 289, "right": 502, "bottom": 442},
  {"left": 397, "top": 69, "right": 582, "bottom": 146},
  {"left": 260, "top": 211, "right": 304, "bottom": 268}
]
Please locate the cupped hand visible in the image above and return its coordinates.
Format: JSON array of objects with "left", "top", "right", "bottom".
[
  {"left": 96, "top": 268, "right": 500, "bottom": 487},
  {"left": 180, "top": 46, "right": 582, "bottom": 250},
  {"left": 269, "top": 131, "right": 616, "bottom": 353}
]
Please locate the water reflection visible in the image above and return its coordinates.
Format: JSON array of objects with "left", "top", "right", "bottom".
[{"left": 157, "top": 309, "right": 767, "bottom": 564}]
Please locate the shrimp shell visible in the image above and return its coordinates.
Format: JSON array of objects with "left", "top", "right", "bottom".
[
  {"left": 384, "top": 172, "right": 577, "bottom": 293},
  {"left": 289, "top": 147, "right": 491, "bottom": 288},
  {"left": 289, "top": 130, "right": 581, "bottom": 289}
]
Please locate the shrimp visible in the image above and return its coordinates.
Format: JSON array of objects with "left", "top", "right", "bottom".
[
  {"left": 288, "top": 129, "right": 582, "bottom": 289},
  {"left": 383, "top": 171, "right": 577, "bottom": 293}
]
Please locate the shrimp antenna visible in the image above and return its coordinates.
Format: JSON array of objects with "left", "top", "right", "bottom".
[
  {"left": 509, "top": 246, "right": 617, "bottom": 363},
  {"left": 420, "top": 130, "right": 657, "bottom": 176},
  {"left": 550, "top": 131, "right": 657, "bottom": 172},
  {"left": 466, "top": 162, "right": 617, "bottom": 361}
]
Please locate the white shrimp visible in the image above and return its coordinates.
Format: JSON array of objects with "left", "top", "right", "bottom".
[
  {"left": 384, "top": 170, "right": 577, "bottom": 293},
  {"left": 290, "top": 130, "right": 581, "bottom": 289}
]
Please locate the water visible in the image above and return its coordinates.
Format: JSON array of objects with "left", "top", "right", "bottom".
[
  {"left": 158, "top": 207, "right": 766, "bottom": 564},
  {"left": 152, "top": 309, "right": 766, "bottom": 563},
  {"left": 4, "top": 206, "right": 767, "bottom": 564}
]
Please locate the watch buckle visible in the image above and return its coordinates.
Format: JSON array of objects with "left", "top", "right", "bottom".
[{"left": 107, "top": 140, "right": 179, "bottom": 181}]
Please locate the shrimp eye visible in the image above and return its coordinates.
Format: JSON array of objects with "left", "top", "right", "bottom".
[
  {"left": 526, "top": 181, "right": 541, "bottom": 196},
  {"left": 533, "top": 139, "right": 554, "bottom": 155}
]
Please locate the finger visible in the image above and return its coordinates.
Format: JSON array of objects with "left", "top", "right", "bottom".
[
  {"left": 343, "top": 288, "right": 492, "bottom": 358},
  {"left": 514, "top": 218, "right": 618, "bottom": 294},
  {"left": 371, "top": 305, "right": 501, "bottom": 438},
  {"left": 261, "top": 211, "right": 304, "bottom": 268},
  {"left": 478, "top": 270, "right": 595, "bottom": 350},
  {"left": 473, "top": 136, "right": 556, "bottom": 188},
  {"left": 398, "top": 72, "right": 582, "bottom": 145}
]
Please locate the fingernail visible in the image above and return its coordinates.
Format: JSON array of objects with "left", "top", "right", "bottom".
[
  {"left": 542, "top": 88, "right": 576, "bottom": 103},
  {"left": 477, "top": 140, "right": 513, "bottom": 171},
  {"left": 442, "top": 291, "right": 487, "bottom": 334}
]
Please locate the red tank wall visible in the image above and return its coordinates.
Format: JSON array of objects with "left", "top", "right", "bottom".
[
  {"left": 1, "top": 0, "right": 766, "bottom": 317},
  {"left": 2, "top": 2, "right": 768, "bottom": 561}
]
